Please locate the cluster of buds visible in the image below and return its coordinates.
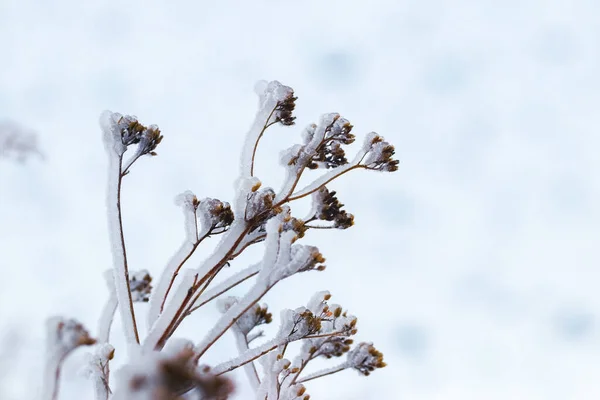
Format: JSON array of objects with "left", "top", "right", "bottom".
[
  {"left": 115, "top": 114, "right": 163, "bottom": 157},
  {"left": 245, "top": 182, "right": 280, "bottom": 222},
  {"left": 310, "top": 187, "right": 354, "bottom": 229},
  {"left": 46, "top": 317, "right": 96, "bottom": 355},
  {"left": 273, "top": 90, "right": 297, "bottom": 126},
  {"left": 129, "top": 270, "right": 153, "bottom": 303},
  {"left": 346, "top": 342, "right": 386, "bottom": 376},
  {"left": 313, "top": 336, "right": 353, "bottom": 359},
  {"left": 307, "top": 115, "right": 355, "bottom": 169},
  {"left": 218, "top": 297, "right": 273, "bottom": 337},
  {"left": 290, "top": 245, "right": 326, "bottom": 275},
  {"left": 114, "top": 342, "right": 233, "bottom": 400},
  {"left": 198, "top": 198, "right": 235, "bottom": 234},
  {"left": 363, "top": 133, "right": 399, "bottom": 172},
  {"left": 302, "top": 293, "right": 358, "bottom": 358},
  {"left": 282, "top": 216, "right": 307, "bottom": 239}
]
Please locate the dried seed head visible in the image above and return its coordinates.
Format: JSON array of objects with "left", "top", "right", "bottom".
[
  {"left": 274, "top": 93, "right": 297, "bottom": 126},
  {"left": 130, "top": 270, "right": 152, "bottom": 302},
  {"left": 311, "top": 187, "right": 355, "bottom": 230},
  {"left": 363, "top": 134, "right": 399, "bottom": 172},
  {"left": 347, "top": 342, "right": 386, "bottom": 376}
]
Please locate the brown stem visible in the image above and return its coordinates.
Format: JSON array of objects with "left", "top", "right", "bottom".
[
  {"left": 193, "top": 285, "right": 271, "bottom": 362},
  {"left": 159, "top": 240, "right": 201, "bottom": 314},
  {"left": 250, "top": 106, "right": 277, "bottom": 177},
  {"left": 116, "top": 156, "right": 140, "bottom": 343},
  {"left": 296, "top": 364, "right": 347, "bottom": 384},
  {"left": 286, "top": 164, "right": 363, "bottom": 202},
  {"left": 186, "top": 269, "right": 259, "bottom": 315},
  {"left": 154, "top": 224, "right": 253, "bottom": 350}
]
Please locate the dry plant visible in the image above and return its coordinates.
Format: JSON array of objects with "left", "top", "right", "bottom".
[{"left": 43, "top": 80, "right": 397, "bottom": 399}]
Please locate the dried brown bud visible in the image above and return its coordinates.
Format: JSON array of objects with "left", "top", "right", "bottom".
[
  {"left": 274, "top": 93, "right": 297, "bottom": 126},
  {"left": 130, "top": 270, "right": 152, "bottom": 302}
]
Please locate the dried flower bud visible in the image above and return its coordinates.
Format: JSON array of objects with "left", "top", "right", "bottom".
[
  {"left": 115, "top": 347, "right": 233, "bottom": 400},
  {"left": 199, "top": 198, "right": 234, "bottom": 233},
  {"left": 218, "top": 297, "right": 272, "bottom": 336},
  {"left": 310, "top": 187, "right": 355, "bottom": 230},
  {"left": 306, "top": 115, "right": 355, "bottom": 169},
  {"left": 283, "top": 217, "right": 307, "bottom": 238},
  {"left": 46, "top": 317, "right": 96, "bottom": 355},
  {"left": 295, "top": 310, "right": 322, "bottom": 336},
  {"left": 139, "top": 125, "right": 163, "bottom": 156},
  {"left": 245, "top": 187, "right": 278, "bottom": 221},
  {"left": 274, "top": 93, "right": 297, "bottom": 126},
  {"left": 347, "top": 342, "right": 386, "bottom": 376},
  {"left": 316, "top": 336, "right": 353, "bottom": 358},
  {"left": 363, "top": 134, "right": 399, "bottom": 172},
  {"left": 113, "top": 114, "right": 164, "bottom": 157},
  {"left": 130, "top": 270, "right": 152, "bottom": 302}
]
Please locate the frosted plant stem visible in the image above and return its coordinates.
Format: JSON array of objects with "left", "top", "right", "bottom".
[
  {"left": 187, "top": 262, "right": 261, "bottom": 314},
  {"left": 296, "top": 362, "right": 348, "bottom": 384},
  {"left": 97, "top": 295, "right": 118, "bottom": 345},
  {"left": 232, "top": 329, "right": 260, "bottom": 389},
  {"left": 240, "top": 98, "right": 278, "bottom": 177},
  {"left": 42, "top": 353, "right": 63, "bottom": 400},
  {"left": 195, "top": 283, "right": 270, "bottom": 361},
  {"left": 212, "top": 335, "right": 287, "bottom": 376},
  {"left": 287, "top": 163, "right": 362, "bottom": 202},
  {"left": 144, "top": 220, "right": 250, "bottom": 351},
  {"left": 106, "top": 154, "right": 140, "bottom": 346},
  {"left": 92, "top": 376, "right": 109, "bottom": 400},
  {"left": 147, "top": 239, "right": 198, "bottom": 328},
  {"left": 142, "top": 270, "right": 197, "bottom": 352}
]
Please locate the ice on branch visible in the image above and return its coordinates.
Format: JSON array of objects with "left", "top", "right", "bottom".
[
  {"left": 44, "top": 318, "right": 96, "bottom": 400},
  {"left": 362, "top": 133, "right": 399, "bottom": 172},
  {"left": 46, "top": 317, "right": 97, "bottom": 356},
  {"left": 241, "top": 81, "right": 296, "bottom": 178},
  {"left": 82, "top": 343, "right": 115, "bottom": 400}
]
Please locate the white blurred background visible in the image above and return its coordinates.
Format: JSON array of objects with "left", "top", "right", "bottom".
[{"left": 1, "top": 1, "right": 599, "bottom": 399}]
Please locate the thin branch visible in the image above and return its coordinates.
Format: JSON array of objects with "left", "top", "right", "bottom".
[
  {"left": 98, "top": 271, "right": 118, "bottom": 344},
  {"left": 144, "top": 221, "right": 252, "bottom": 351},
  {"left": 287, "top": 164, "right": 362, "bottom": 202},
  {"left": 250, "top": 106, "right": 277, "bottom": 177},
  {"left": 187, "top": 263, "right": 261, "bottom": 315},
  {"left": 296, "top": 363, "right": 348, "bottom": 384},
  {"left": 211, "top": 336, "right": 285, "bottom": 376},
  {"left": 232, "top": 330, "right": 261, "bottom": 389},
  {"left": 194, "top": 284, "right": 271, "bottom": 361},
  {"left": 106, "top": 154, "right": 140, "bottom": 345},
  {"left": 42, "top": 355, "right": 63, "bottom": 400},
  {"left": 304, "top": 224, "right": 335, "bottom": 230}
]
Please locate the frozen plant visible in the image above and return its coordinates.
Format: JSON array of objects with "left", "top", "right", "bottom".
[{"left": 45, "top": 80, "right": 398, "bottom": 399}]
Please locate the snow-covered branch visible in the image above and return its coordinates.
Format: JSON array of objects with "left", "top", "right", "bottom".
[{"left": 43, "top": 318, "right": 96, "bottom": 400}]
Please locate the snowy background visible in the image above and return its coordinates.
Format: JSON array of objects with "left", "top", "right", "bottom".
[{"left": 1, "top": 0, "right": 599, "bottom": 399}]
